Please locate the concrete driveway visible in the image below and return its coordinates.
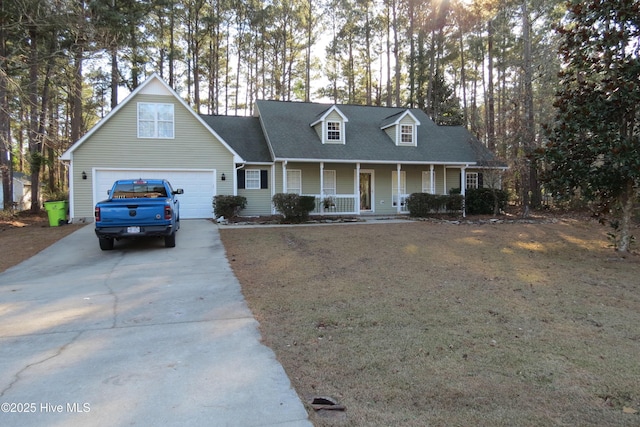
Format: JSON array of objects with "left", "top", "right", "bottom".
[{"left": 0, "top": 220, "right": 311, "bottom": 427}]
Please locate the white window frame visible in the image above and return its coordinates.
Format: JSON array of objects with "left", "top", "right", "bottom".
[
  {"left": 245, "top": 169, "right": 261, "bottom": 190},
  {"left": 421, "top": 171, "right": 431, "bottom": 194},
  {"left": 323, "top": 170, "right": 336, "bottom": 195},
  {"left": 466, "top": 172, "right": 479, "bottom": 189},
  {"left": 326, "top": 121, "right": 342, "bottom": 142},
  {"left": 400, "top": 124, "right": 415, "bottom": 145},
  {"left": 287, "top": 169, "right": 302, "bottom": 194},
  {"left": 138, "top": 102, "right": 175, "bottom": 139}
]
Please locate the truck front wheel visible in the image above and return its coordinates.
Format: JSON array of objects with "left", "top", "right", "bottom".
[
  {"left": 99, "top": 237, "right": 114, "bottom": 251},
  {"left": 164, "top": 233, "right": 176, "bottom": 248}
]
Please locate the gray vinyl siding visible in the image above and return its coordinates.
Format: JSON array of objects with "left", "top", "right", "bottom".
[
  {"left": 312, "top": 123, "right": 322, "bottom": 140},
  {"left": 238, "top": 189, "right": 272, "bottom": 216},
  {"left": 71, "top": 94, "right": 235, "bottom": 218},
  {"left": 403, "top": 165, "right": 424, "bottom": 195},
  {"left": 446, "top": 167, "right": 463, "bottom": 194},
  {"left": 302, "top": 163, "right": 321, "bottom": 194},
  {"left": 384, "top": 127, "right": 395, "bottom": 143},
  {"left": 434, "top": 165, "right": 445, "bottom": 194},
  {"left": 275, "top": 162, "right": 284, "bottom": 194},
  {"left": 331, "top": 163, "right": 356, "bottom": 194}
]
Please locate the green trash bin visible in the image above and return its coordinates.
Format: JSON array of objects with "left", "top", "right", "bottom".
[{"left": 44, "top": 201, "right": 68, "bottom": 227}]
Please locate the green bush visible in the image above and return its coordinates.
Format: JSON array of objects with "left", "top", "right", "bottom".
[
  {"left": 465, "top": 188, "right": 508, "bottom": 215},
  {"left": 447, "top": 194, "right": 464, "bottom": 212},
  {"left": 213, "top": 195, "right": 247, "bottom": 219},
  {"left": 406, "top": 193, "right": 463, "bottom": 217},
  {"left": 272, "top": 193, "right": 316, "bottom": 223}
]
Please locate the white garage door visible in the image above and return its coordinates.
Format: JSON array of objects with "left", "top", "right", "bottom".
[{"left": 94, "top": 169, "right": 216, "bottom": 219}]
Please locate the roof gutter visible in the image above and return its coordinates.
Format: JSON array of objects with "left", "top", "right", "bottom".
[{"left": 273, "top": 157, "right": 480, "bottom": 166}]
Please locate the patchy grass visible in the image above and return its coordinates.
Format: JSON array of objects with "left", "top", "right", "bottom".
[
  {"left": 0, "top": 210, "right": 82, "bottom": 273},
  {"left": 220, "top": 219, "right": 640, "bottom": 426}
]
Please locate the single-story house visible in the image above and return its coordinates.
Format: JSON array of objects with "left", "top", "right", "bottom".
[
  {"left": 0, "top": 172, "right": 33, "bottom": 211},
  {"left": 61, "top": 73, "right": 505, "bottom": 222}
]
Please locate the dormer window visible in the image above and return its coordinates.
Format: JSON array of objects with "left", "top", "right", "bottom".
[
  {"left": 310, "top": 105, "right": 349, "bottom": 144},
  {"left": 400, "top": 124, "right": 414, "bottom": 144},
  {"left": 327, "top": 122, "right": 341, "bottom": 141},
  {"left": 381, "top": 110, "right": 420, "bottom": 146}
]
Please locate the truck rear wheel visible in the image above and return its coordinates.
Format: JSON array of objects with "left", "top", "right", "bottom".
[
  {"left": 99, "top": 237, "right": 114, "bottom": 251},
  {"left": 164, "top": 233, "right": 176, "bottom": 248}
]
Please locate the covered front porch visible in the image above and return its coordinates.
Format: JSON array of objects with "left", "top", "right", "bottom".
[{"left": 276, "top": 161, "right": 476, "bottom": 216}]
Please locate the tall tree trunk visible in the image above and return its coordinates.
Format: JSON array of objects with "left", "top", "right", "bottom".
[
  {"left": 392, "top": 0, "right": 400, "bottom": 107},
  {"left": 28, "top": 27, "right": 42, "bottom": 212},
  {"left": 0, "top": 0, "right": 12, "bottom": 210},
  {"left": 407, "top": 0, "right": 415, "bottom": 108},
  {"left": 193, "top": 42, "right": 201, "bottom": 113},
  {"left": 458, "top": 26, "right": 467, "bottom": 127},
  {"left": 385, "top": 1, "right": 392, "bottom": 107},
  {"left": 71, "top": 46, "right": 83, "bottom": 146},
  {"left": 522, "top": 0, "right": 537, "bottom": 213},
  {"left": 364, "top": 4, "right": 372, "bottom": 106},
  {"left": 427, "top": 31, "right": 436, "bottom": 117},
  {"left": 486, "top": 19, "right": 496, "bottom": 152},
  {"left": 110, "top": 46, "right": 118, "bottom": 109},
  {"left": 305, "top": 0, "right": 312, "bottom": 102},
  {"left": 169, "top": 1, "right": 175, "bottom": 88},
  {"left": 618, "top": 180, "right": 636, "bottom": 253}
]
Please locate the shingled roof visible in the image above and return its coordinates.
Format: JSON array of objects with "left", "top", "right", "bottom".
[
  {"left": 199, "top": 115, "right": 272, "bottom": 163},
  {"left": 200, "top": 100, "right": 503, "bottom": 167},
  {"left": 254, "top": 100, "right": 500, "bottom": 165}
]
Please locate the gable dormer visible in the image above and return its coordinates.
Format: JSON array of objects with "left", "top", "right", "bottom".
[
  {"left": 310, "top": 105, "right": 349, "bottom": 144},
  {"left": 381, "top": 110, "right": 421, "bottom": 147}
]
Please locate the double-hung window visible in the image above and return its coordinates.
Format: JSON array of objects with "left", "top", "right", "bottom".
[
  {"left": 466, "top": 172, "right": 479, "bottom": 189},
  {"left": 245, "top": 170, "right": 262, "bottom": 189},
  {"left": 400, "top": 124, "right": 414, "bottom": 145},
  {"left": 327, "top": 122, "right": 341, "bottom": 141},
  {"left": 287, "top": 170, "right": 302, "bottom": 194},
  {"left": 138, "top": 103, "right": 174, "bottom": 138},
  {"left": 323, "top": 170, "right": 336, "bottom": 195}
]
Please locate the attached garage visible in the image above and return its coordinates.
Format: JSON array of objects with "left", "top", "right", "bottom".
[
  {"left": 61, "top": 74, "right": 243, "bottom": 222},
  {"left": 94, "top": 169, "right": 216, "bottom": 219}
]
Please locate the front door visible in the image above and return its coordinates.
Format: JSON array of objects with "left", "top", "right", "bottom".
[{"left": 359, "top": 171, "right": 373, "bottom": 211}]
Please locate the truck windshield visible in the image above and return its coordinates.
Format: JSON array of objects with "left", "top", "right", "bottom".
[{"left": 112, "top": 182, "right": 168, "bottom": 198}]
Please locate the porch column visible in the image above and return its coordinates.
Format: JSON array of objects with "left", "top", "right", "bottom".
[
  {"left": 461, "top": 166, "right": 467, "bottom": 218},
  {"left": 283, "top": 161, "right": 288, "bottom": 193},
  {"left": 430, "top": 165, "right": 435, "bottom": 194},
  {"left": 320, "top": 162, "right": 324, "bottom": 195},
  {"left": 356, "top": 162, "right": 361, "bottom": 215},
  {"left": 320, "top": 162, "right": 324, "bottom": 213},
  {"left": 443, "top": 167, "right": 447, "bottom": 195},
  {"left": 396, "top": 163, "right": 402, "bottom": 214}
]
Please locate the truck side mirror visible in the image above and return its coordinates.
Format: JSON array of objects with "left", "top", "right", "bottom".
[{"left": 174, "top": 189, "right": 184, "bottom": 194}]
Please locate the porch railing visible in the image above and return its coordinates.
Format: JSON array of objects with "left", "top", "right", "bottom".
[
  {"left": 392, "top": 193, "right": 411, "bottom": 213},
  {"left": 304, "top": 194, "right": 358, "bottom": 215}
]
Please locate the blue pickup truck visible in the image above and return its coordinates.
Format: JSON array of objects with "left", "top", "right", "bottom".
[{"left": 94, "top": 179, "right": 183, "bottom": 250}]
